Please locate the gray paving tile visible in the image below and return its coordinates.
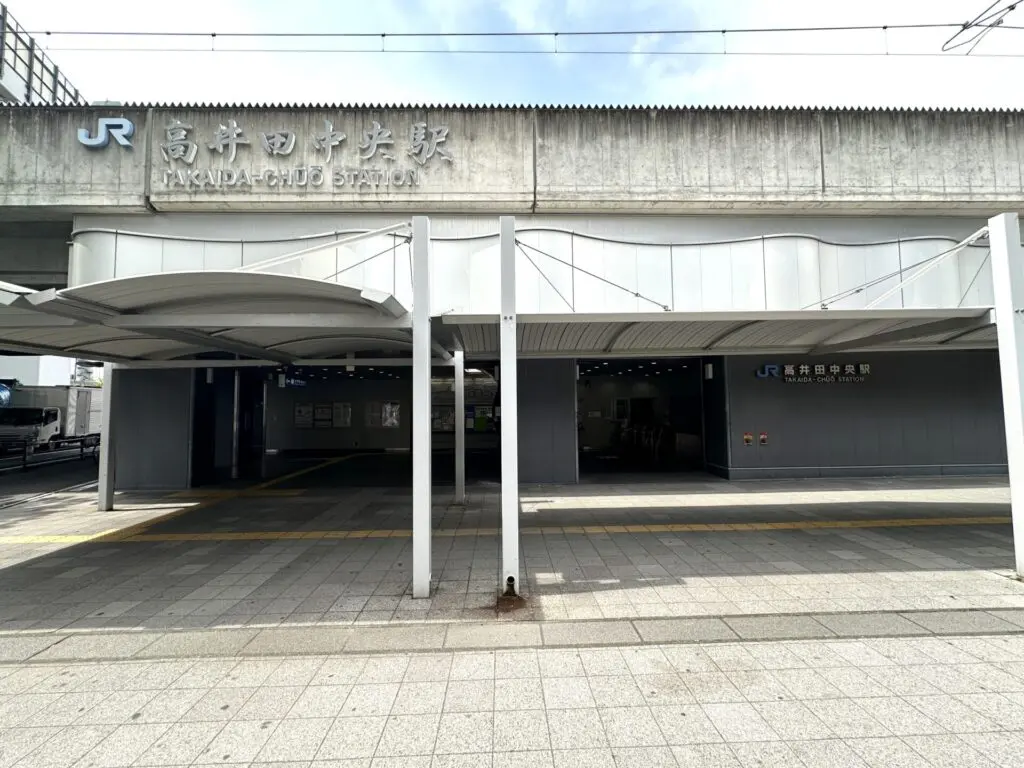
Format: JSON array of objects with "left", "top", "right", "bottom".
[
  {"left": 134, "top": 630, "right": 259, "bottom": 658},
  {"left": 445, "top": 623, "right": 541, "bottom": 649},
  {"left": 902, "top": 733, "right": 1003, "bottom": 768},
  {"left": 670, "top": 744, "right": 741, "bottom": 767},
  {"left": 722, "top": 615, "right": 833, "bottom": 641},
  {"left": 543, "top": 676, "right": 595, "bottom": 709},
  {"left": 194, "top": 718, "right": 277, "bottom": 764},
  {"left": 443, "top": 679, "right": 494, "bottom": 712},
  {"left": 431, "top": 754, "right": 493, "bottom": 768},
  {"left": 903, "top": 611, "right": 1021, "bottom": 635},
  {"left": 243, "top": 627, "right": 353, "bottom": 656},
  {"left": 985, "top": 609, "right": 1024, "bottom": 629},
  {"left": 492, "top": 751, "right": 556, "bottom": 768},
  {"left": 434, "top": 711, "right": 493, "bottom": 754},
  {"left": 633, "top": 619, "right": 737, "bottom": 644},
  {"left": 374, "top": 713, "right": 440, "bottom": 757},
  {"left": 598, "top": 706, "right": 666, "bottom": 747},
  {"left": 609, "top": 746, "right": 680, "bottom": 768},
  {"left": 134, "top": 721, "right": 224, "bottom": 766},
  {"left": 496, "top": 677, "right": 546, "bottom": 711},
  {"left": 315, "top": 715, "right": 387, "bottom": 760},
  {"left": 493, "top": 708, "right": 550, "bottom": 752},
  {"left": 345, "top": 626, "right": 448, "bottom": 653},
  {"left": 0, "top": 635, "right": 59, "bottom": 662},
  {"left": 846, "top": 736, "right": 930, "bottom": 768},
  {"left": 180, "top": 687, "right": 256, "bottom": 722},
  {"left": 551, "top": 747, "right": 615, "bottom": 767},
  {"left": 0, "top": 726, "right": 62, "bottom": 768},
  {"left": 14, "top": 723, "right": 114, "bottom": 768},
  {"left": 77, "top": 723, "right": 171, "bottom": 767},
  {"left": 393, "top": 681, "right": 447, "bottom": 715},
  {"left": 541, "top": 621, "right": 640, "bottom": 647},
  {"left": 788, "top": 739, "right": 870, "bottom": 768},
  {"left": 33, "top": 634, "right": 161, "bottom": 661},
  {"left": 813, "top": 613, "right": 931, "bottom": 638},
  {"left": 547, "top": 708, "right": 609, "bottom": 750},
  {"left": 701, "top": 702, "right": 779, "bottom": 742},
  {"left": 729, "top": 741, "right": 802, "bottom": 768},
  {"left": 339, "top": 683, "right": 400, "bottom": 717}
]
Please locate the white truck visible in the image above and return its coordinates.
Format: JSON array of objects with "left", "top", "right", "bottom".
[{"left": 0, "top": 384, "right": 104, "bottom": 453}]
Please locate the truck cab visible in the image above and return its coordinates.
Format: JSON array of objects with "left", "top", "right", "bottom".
[{"left": 0, "top": 406, "right": 62, "bottom": 452}]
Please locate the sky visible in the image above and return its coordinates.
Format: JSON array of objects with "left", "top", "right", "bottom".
[{"left": 8, "top": 0, "right": 1024, "bottom": 108}]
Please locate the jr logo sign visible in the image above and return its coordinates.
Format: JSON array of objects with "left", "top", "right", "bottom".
[
  {"left": 77, "top": 118, "right": 135, "bottom": 149},
  {"left": 755, "top": 364, "right": 781, "bottom": 379}
]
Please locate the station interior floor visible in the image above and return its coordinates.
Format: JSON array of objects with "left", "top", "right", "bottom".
[{"left": 0, "top": 450, "right": 1020, "bottom": 634}]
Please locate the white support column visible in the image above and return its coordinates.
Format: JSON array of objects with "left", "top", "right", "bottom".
[
  {"left": 97, "top": 362, "right": 118, "bottom": 511},
  {"left": 411, "top": 215, "right": 433, "bottom": 598},
  {"left": 990, "top": 212, "right": 1024, "bottom": 577},
  {"left": 499, "top": 216, "right": 520, "bottom": 596},
  {"left": 454, "top": 349, "right": 466, "bottom": 504}
]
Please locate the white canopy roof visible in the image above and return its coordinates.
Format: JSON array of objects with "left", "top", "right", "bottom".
[{"left": 0, "top": 271, "right": 414, "bottom": 363}]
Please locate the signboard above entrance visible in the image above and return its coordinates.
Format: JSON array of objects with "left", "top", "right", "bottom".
[
  {"left": 756, "top": 362, "right": 872, "bottom": 383},
  {"left": 156, "top": 117, "right": 452, "bottom": 192}
]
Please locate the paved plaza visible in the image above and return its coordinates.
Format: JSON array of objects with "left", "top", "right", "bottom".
[
  {"left": 0, "top": 475, "right": 1018, "bottom": 631},
  {"left": 0, "top": 474, "right": 1023, "bottom": 765},
  {"left": 5, "top": 635, "right": 1024, "bottom": 766}
]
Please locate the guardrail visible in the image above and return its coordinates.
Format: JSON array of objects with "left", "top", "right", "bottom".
[{"left": 0, "top": 436, "right": 100, "bottom": 473}]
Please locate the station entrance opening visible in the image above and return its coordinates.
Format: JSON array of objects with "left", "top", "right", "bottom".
[
  {"left": 188, "top": 362, "right": 505, "bottom": 490},
  {"left": 577, "top": 357, "right": 707, "bottom": 478}
]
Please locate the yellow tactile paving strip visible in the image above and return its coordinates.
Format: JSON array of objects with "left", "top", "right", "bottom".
[{"left": 0, "top": 515, "right": 1010, "bottom": 545}]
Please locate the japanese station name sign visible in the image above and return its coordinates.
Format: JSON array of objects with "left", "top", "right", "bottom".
[
  {"left": 756, "top": 362, "right": 872, "bottom": 383},
  {"left": 76, "top": 115, "right": 453, "bottom": 193}
]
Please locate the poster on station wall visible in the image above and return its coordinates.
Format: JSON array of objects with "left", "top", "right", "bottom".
[
  {"left": 332, "top": 402, "right": 352, "bottom": 428},
  {"left": 314, "top": 403, "right": 333, "bottom": 428},
  {"left": 294, "top": 403, "right": 313, "bottom": 428},
  {"left": 382, "top": 402, "right": 400, "bottom": 428}
]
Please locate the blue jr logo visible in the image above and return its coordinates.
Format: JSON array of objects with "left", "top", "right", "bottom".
[
  {"left": 756, "top": 364, "right": 781, "bottom": 379},
  {"left": 78, "top": 118, "right": 135, "bottom": 149}
]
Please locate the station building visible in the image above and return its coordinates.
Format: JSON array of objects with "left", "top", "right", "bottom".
[{"left": 2, "top": 103, "right": 1024, "bottom": 596}]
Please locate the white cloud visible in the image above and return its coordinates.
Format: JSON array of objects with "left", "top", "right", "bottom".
[
  {"left": 8, "top": 0, "right": 1024, "bottom": 108},
  {"left": 633, "top": 0, "right": 1024, "bottom": 107}
]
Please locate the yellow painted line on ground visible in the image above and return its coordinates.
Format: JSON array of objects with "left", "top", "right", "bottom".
[{"left": 4, "top": 515, "right": 1012, "bottom": 547}]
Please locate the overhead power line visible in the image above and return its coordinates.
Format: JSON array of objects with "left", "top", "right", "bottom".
[
  {"left": 25, "top": 21, "right": 1020, "bottom": 39},
  {"left": 944, "top": 1, "right": 1019, "bottom": 53},
  {"left": 35, "top": 47, "right": 1024, "bottom": 58}
]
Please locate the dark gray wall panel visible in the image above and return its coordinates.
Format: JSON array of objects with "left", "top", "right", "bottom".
[
  {"left": 114, "top": 368, "right": 193, "bottom": 490},
  {"left": 723, "top": 350, "right": 1006, "bottom": 479},
  {"left": 518, "top": 359, "right": 578, "bottom": 484},
  {"left": 701, "top": 356, "right": 730, "bottom": 475}
]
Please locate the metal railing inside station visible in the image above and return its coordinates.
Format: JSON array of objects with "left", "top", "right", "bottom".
[{"left": 0, "top": 3, "right": 85, "bottom": 106}]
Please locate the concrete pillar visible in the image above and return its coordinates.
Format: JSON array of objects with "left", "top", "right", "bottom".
[
  {"left": 499, "top": 216, "right": 520, "bottom": 596},
  {"left": 411, "top": 216, "right": 433, "bottom": 598},
  {"left": 989, "top": 212, "right": 1024, "bottom": 576},
  {"left": 97, "top": 363, "right": 118, "bottom": 511},
  {"left": 454, "top": 350, "right": 466, "bottom": 504}
]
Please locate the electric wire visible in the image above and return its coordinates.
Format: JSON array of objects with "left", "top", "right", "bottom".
[
  {"left": 33, "top": 48, "right": 1024, "bottom": 57},
  {"left": 516, "top": 241, "right": 575, "bottom": 312},
  {"left": 958, "top": 249, "right": 991, "bottom": 307},
  {"left": 24, "top": 22, "right": 996, "bottom": 38},
  {"left": 944, "top": 1, "right": 1019, "bottom": 53},
  {"left": 516, "top": 239, "right": 669, "bottom": 311},
  {"left": 808, "top": 241, "right": 978, "bottom": 310},
  {"left": 321, "top": 241, "right": 406, "bottom": 283}
]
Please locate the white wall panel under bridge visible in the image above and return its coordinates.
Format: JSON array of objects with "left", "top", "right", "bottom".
[{"left": 69, "top": 213, "right": 997, "bottom": 316}]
